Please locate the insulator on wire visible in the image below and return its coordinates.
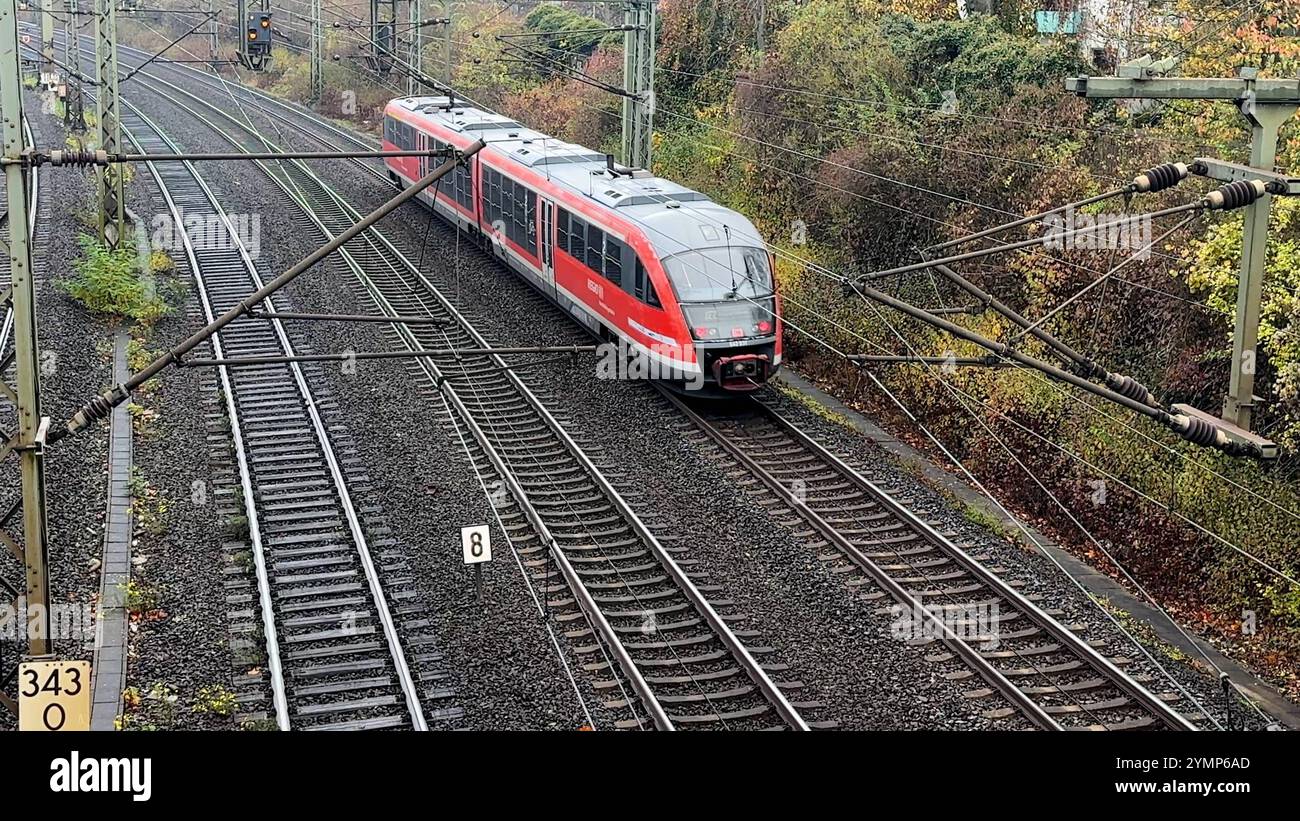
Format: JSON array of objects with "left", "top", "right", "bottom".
[
  {"left": 1205, "top": 179, "right": 1267, "bottom": 211},
  {"left": 45, "top": 149, "right": 108, "bottom": 168},
  {"left": 1106, "top": 373, "right": 1155, "bottom": 406},
  {"left": 1132, "top": 162, "right": 1188, "bottom": 193},
  {"left": 64, "top": 385, "right": 130, "bottom": 438},
  {"left": 1173, "top": 412, "right": 1222, "bottom": 447}
]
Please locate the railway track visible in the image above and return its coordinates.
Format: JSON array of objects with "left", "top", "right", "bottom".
[
  {"left": 114, "top": 61, "right": 821, "bottom": 730},
  {"left": 119, "top": 101, "right": 449, "bottom": 731},
  {"left": 660, "top": 388, "right": 1200, "bottom": 731},
  {"left": 149, "top": 71, "right": 1209, "bottom": 731},
  {"left": 64, "top": 36, "right": 1204, "bottom": 731}
]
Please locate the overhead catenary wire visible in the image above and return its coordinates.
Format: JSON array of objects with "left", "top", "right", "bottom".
[
  {"left": 327, "top": 11, "right": 1289, "bottom": 717},
  {"left": 107, "top": 40, "right": 633, "bottom": 727},
  {"left": 652, "top": 64, "right": 1228, "bottom": 153},
  {"left": 106, "top": 11, "right": 1284, "bottom": 717},
  {"left": 133, "top": 52, "right": 745, "bottom": 728}
]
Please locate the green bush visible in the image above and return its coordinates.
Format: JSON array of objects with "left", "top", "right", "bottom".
[{"left": 58, "top": 234, "right": 169, "bottom": 324}]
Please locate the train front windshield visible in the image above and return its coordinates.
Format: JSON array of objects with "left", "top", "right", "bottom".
[{"left": 664, "top": 247, "right": 778, "bottom": 341}]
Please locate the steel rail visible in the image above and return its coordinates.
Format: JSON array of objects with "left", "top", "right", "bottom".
[
  {"left": 119, "top": 99, "right": 429, "bottom": 731},
  {"left": 117, "top": 72, "right": 671, "bottom": 730},
  {"left": 657, "top": 385, "right": 1063, "bottom": 730},
  {"left": 287, "top": 154, "right": 812, "bottom": 732},
  {"left": 758, "top": 402, "right": 1197, "bottom": 730},
  {"left": 120, "top": 104, "right": 290, "bottom": 730},
  {"left": 675, "top": 386, "right": 1198, "bottom": 731},
  {"left": 131, "top": 66, "right": 809, "bottom": 730}
]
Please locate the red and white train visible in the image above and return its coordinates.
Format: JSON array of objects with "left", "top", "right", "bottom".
[{"left": 382, "top": 95, "right": 781, "bottom": 392}]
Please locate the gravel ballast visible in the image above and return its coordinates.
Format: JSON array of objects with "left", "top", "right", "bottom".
[
  {"left": 101, "top": 63, "right": 1278, "bottom": 730},
  {"left": 0, "top": 96, "right": 111, "bottom": 732},
  {"left": 116, "top": 73, "right": 995, "bottom": 730}
]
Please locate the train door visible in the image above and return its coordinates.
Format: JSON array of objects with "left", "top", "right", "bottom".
[{"left": 540, "top": 198, "right": 556, "bottom": 294}]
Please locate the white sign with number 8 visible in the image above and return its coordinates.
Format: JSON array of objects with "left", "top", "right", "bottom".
[{"left": 461, "top": 525, "right": 492, "bottom": 565}]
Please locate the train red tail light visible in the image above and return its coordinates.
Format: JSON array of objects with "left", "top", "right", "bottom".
[
  {"left": 692, "top": 326, "right": 718, "bottom": 339},
  {"left": 757, "top": 319, "right": 772, "bottom": 334}
]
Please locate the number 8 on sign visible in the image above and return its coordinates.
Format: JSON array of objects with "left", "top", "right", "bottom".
[{"left": 461, "top": 525, "right": 491, "bottom": 564}]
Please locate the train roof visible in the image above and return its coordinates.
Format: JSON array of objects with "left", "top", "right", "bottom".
[{"left": 389, "top": 96, "right": 768, "bottom": 259}]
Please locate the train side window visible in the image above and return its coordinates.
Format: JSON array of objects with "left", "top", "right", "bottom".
[
  {"left": 459, "top": 163, "right": 473, "bottom": 210},
  {"left": 604, "top": 236, "right": 624, "bottom": 287},
  {"left": 570, "top": 216, "right": 586, "bottom": 260},
  {"left": 586, "top": 227, "right": 604, "bottom": 274},
  {"left": 525, "top": 189, "right": 537, "bottom": 248},
  {"left": 633, "top": 257, "right": 661, "bottom": 308},
  {"left": 514, "top": 196, "right": 527, "bottom": 247},
  {"left": 509, "top": 185, "right": 525, "bottom": 246},
  {"left": 498, "top": 173, "right": 507, "bottom": 224},
  {"left": 492, "top": 172, "right": 505, "bottom": 227},
  {"left": 645, "top": 278, "right": 661, "bottom": 308},
  {"left": 439, "top": 152, "right": 453, "bottom": 193},
  {"left": 488, "top": 171, "right": 499, "bottom": 226},
  {"left": 557, "top": 209, "right": 570, "bottom": 255}
]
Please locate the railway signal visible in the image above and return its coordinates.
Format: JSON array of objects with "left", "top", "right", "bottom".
[{"left": 240, "top": 10, "right": 272, "bottom": 71}]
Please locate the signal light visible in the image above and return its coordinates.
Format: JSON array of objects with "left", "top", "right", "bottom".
[
  {"left": 248, "top": 31, "right": 257, "bottom": 40},
  {"left": 261, "top": 17, "right": 270, "bottom": 27}
]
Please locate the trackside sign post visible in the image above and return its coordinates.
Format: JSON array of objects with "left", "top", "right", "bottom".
[
  {"left": 18, "top": 660, "right": 91, "bottom": 731},
  {"left": 462, "top": 525, "right": 491, "bottom": 603}
]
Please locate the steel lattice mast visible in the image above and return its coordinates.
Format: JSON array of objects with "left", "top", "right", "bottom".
[
  {"left": 94, "top": 0, "right": 124, "bottom": 248},
  {"left": 1, "top": 0, "right": 53, "bottom": 678},
  {"left": 621, "top": 0, "right": 654, "bottom": 170}
]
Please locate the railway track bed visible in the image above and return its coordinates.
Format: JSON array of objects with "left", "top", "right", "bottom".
[
  {"left": 95, "top": 63, "right": 827, "bottom": 730},
  {"left": 661, "top": 387, "right": 1220, "bottom": 730},
  {"left": 55, "top": 36, "right": 1263, "bottom": 732},
  {"left": 118, "top": 101, "right": 462, "bottom": 731}
]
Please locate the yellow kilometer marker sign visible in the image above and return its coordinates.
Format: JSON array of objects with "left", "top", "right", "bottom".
[{"left": 19, "top": 660, "right": 91, "bottom": 732}]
